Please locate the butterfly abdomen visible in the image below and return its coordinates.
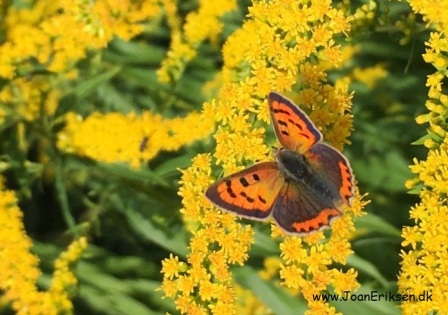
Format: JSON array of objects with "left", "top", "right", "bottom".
[{"left": 276, "top": 149, "right": 339, "bottom": 202}]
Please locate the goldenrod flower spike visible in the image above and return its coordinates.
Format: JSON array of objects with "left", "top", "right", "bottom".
[
  {"left": 399, "top": 1, "right": 448, "bottom": 314},
  {"left": 0, "top": 177, "right": 86, "bottom": 314},
  {"left": 161, "top": 1, "right": 367, "bottom": 313}
]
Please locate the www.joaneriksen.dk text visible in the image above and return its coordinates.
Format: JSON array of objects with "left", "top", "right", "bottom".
[{"left": 313, "top": 291, "right": 432, "bottom": 302}]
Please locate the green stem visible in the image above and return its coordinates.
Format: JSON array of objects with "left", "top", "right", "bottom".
[{"left": 54, "top": 155, "right": 78, "bottom": 234}]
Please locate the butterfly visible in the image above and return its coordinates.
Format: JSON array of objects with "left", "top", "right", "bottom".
[{"left": 205, "top": 92, "right": 354, "bottom": 235}]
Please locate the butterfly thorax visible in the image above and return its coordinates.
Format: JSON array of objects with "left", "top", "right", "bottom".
[{"left": 276, "top": 148, "right": 339, "bottom": 202}]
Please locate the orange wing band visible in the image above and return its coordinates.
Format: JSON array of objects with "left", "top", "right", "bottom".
[
  {"left": 338, "top": 161, "right": 353, "bottom": 205},
  {"left": 291, "top": 208, "right": 341, "bottom": 234}
]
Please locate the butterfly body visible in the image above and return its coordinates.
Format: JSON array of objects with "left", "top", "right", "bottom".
[
  {"left": 206, "top": 92, "right": 354, "bottom": 235},
  {"left": 276, "top": 148, "right": 338, "bottom": 202}
]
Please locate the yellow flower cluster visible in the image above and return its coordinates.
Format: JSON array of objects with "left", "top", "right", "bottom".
[
  {"left": 161, "top": 154, "right": 255, "bottom": 314},
  {"left": 0, "top": 1, "right": 161, "bottom": 124},
  {"left": 0, "top": 0, "right": 160, "bottom": 78},
  {"left": 57, "top": 110, "right": 214, "bottom": 168},
  {"left": 234, "top": 285, "right": 272, "bottom": 315},
  {"left": 400, "top": 141, "right": 448, "bottom": 313},
  {"left": 0, "top": 76, "right": 60, "bottom": 121},
  {"left": 49, "top": 237, "right": 88, "bottom": 311},
  {"left": 400, "top": 2, "right": 448, "bottom": 313},
  {"left": 157, "top": 0, "right": 237, "bottom": 83},
  {"left": 349, "top": 0, "right": 377, "bottom": 32},
  {"left": 0, "top": 176, "right": 86, "bottom": 314},
  {"left": 351, "top": 65, "right": 388, "bottom": 89},
  {"left": 162, "top": 0, "right": 367, "bottom": 313}
]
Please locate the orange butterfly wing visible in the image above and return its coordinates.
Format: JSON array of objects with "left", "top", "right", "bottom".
[
  {"left": 268, "top": 92, "right": 322, "bottom": 153},
  {"left": 205, "top": 162, "right": 284, "bottom": 220}
]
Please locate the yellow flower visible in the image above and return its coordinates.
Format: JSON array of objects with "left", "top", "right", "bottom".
[
  {"left": 57, "top": 110, "right": 213, "bottom": 168},
  {"left": 234, "top": 284, "right": 273, "bottom": 315},
  {"left": 158, "top": 0, "right": 237, "bottom": 83},
  {"left": 0, "top": 77, "right": 59, "bottom": 121},
  {"left": 162, "top": 254, "right": 186, "bottom": 280},
  {"left": 351, "top": 1, "right": 377, "bottom": 33},
  {"left": 351, "top": 65, "right": 388, "bottom": 89},
  {"left": 1, "top": 0, "right": 160, "bottom": 78},
  {"left": 332, "top": 268, "right": 359, "bottom": 296},
  {"left": 401, "top": 226, "right": 422, "bottom": 249},
  {"left": 0, "top": 176, "right": 85, "bottom": 314},
  {"left": 161, "top": 154, "right": 254, "bottom": 313},
  {"left": 279, "top": 264, "right": 304, "bottom": 289},
  {"left": 49, "top": 237, "right": 88, "bottom": 311},
  {"left": 400, "top": 2, "right": 448, "bottom": 313},
  {"left": 279, "top": 237, "right": 307, "bottom": 264},
  {"left": 259, "top": 257, "right": 282, "bottom": 281},
  {"left": 305, "top": 301, "right": 338, "bottom": 315},
  {"left": 161, "top": 0, "right": 366, "bottom": 313}
]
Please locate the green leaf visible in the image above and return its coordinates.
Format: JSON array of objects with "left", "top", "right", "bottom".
[
  {"left": 347, "top": 255, "right": 389, "bottom": 288},
  {"left": 250, "top": 227, "right": 279, "bottom": 257},
  {"left": 73, "top": 67, "right": 121, "bottom": 98},
  {"left": 120, "top": 67, "right": 159, "bottom": 88},
  {"left": 79, "top": 263, "right": 131, "bottom": 294},
  {"left": 79, "top": 285, "right": 160, "bottom": 315},
  {"left": 126, "top": 208, "right": 189, "bottom": 257},
  {"left": 355, "top": 151, "right": 411, "bottom": 192},
  {"left": 54, "top": 155, "right": 76, "bottom": 232},
  {"left": 233, "top": 266, "right": 307, "bottom": 315},
  {"left": 355, "top": 213, "right": 401, "bottom": 237},
  {"left": 97, "top": 83, "right": 135, "bottom": 112},
  {"left": 407, "top": 183, "right": 423, "bottom": 194},
  {"left": 127, "top": 279, "right": 176, "bottom": 313},
  {"left": 153, "top": 154, "right": 194, "bottom": 177},
  {"left": 108, "top": 39, "right": 166, "bottom": 65},
  {"left": 96, "top": 162, "right": 169, "bottom": 187},
  {"left": 427, "top": 128, "right": 443, "bottom": 142},
  {"left": 411, "top": 134, "right": 429, "bottom": 145}
]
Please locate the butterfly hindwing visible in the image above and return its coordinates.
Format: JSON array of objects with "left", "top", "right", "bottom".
[
  {"left": 306, "top": 143, "right": 354, "bottom": 205},
  {"left": 268, "top": 92, "right": 322, "bottom": 153},
  {"left": 272, "top": 183, "right": 341, "bottom": 235},
  {"left": 205, "top": 162, "right": 284, "bottom": 220}
]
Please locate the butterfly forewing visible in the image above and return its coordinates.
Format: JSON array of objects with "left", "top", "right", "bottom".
[
  {"left": 205, "top": 162, "right": 284, "bottom": 220},
  {"left": 268, "top": 92, "right": 322, "bottom": 153}
]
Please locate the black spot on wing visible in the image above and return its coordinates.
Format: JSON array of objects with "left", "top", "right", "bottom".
[
  {"left": 225, "top": 180, "right": 237, "bottom": 198},
  {"left": 272, "top": 108, "right": 290, "bottom": 115},
  {"left": 240, "top": 177, "right": 249, "bottom": 187},
  {"left": 239, "top": 191, "right": 256, "bottom": 203},
  {"left": 278, "top": 120, "right": 287, "bottom": 127},
  {"left": 227, "top": 187, "right": 236, "bottom": 198},
  {"left": 288, "top": 118, "right": 303, "bottom": 130}
]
